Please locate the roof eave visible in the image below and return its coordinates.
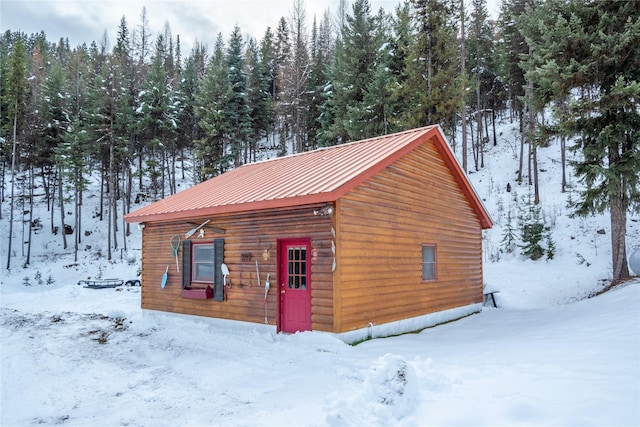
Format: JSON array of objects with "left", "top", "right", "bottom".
[
  {"left": 431, "top": 125, "right": 494, "bottom": 230},
  {"left": 124, "top": 192, "right": 337, "bottom": 223}
]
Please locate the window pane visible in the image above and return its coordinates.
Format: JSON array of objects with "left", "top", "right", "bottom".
[
  {"left": 193, "top": 243, "right": 215, "bottom": 282},
  {"left": 422, "top": 246, "right": 435, "bottom": 262},
  {"left": 422, "top": 263, "right": 435, "bottom": 281},
  {"left": 194, "top": 244, "right": 214, "bottom": 262},
  {"left": 287, "top": 247, "right": 306, "bottom": 290},
  {"left": 195, "top": 264, "right": 214, "bottom": 281},
  {"left": 422, "top": 245, "right": 436, "bottom": 281}
]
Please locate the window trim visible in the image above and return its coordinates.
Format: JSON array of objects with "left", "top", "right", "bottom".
[
  {"left": 421, "top": 244, "right": 437, "bottom": 282},
  {"left": 181, "top": 238, "right": 225, "bottom": 301},
  {"left": 191, "top": 242, "right": 215, "bottom": 283}
]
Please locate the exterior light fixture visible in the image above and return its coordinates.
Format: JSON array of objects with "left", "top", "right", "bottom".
[{"left": 313, "top": 205, "right": 334, "bottom": 216}]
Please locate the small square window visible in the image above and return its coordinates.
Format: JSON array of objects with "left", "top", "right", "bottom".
[{"left": 422, "top": 245, "right": 437, "bottom": 281}]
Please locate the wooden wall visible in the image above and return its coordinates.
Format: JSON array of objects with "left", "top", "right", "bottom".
[
  {"left": 334, "top": 140, "right": 484, "bottom": 332},
  {"left": 139, "top": 205, "right": 335, "bottom": 331}
]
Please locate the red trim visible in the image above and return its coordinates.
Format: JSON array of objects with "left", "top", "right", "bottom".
[
  {"left": 429, "top": 126, "right": 493, "bottom": 229},
  {"left": 276, "top": 239, "right": 282, "bottom": 333}
]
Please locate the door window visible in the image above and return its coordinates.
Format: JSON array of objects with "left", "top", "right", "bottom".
[{"left": 287, "top": 247, "right": 307, "bottom": 289}]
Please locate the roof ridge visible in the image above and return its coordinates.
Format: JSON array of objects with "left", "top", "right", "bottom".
[{"left": 244, "top": 126, "right": 434, "bottom": 167}]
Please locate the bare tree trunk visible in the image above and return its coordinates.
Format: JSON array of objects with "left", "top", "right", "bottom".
[
  {"left": 26, "top": 163, "right": 34, "bottom": 265},
  {"left": 492, "top": 108, "right": 497, "bottom": 146},
  {"left": 517, "top": 113, "right": 524, "bottom": 185},
  {"left": 138, "top": 149, "right": 144, "bottom": 192},
  {"left": 126, "top": 166, "right": 132, "bottom": 237},
  {"left": 50, "top": 169, "right": 56, "bottom": 233},
  {"left": 99, "top": 169, "right": 104, "bottom": 221},
  {"left": 161, "top": 149, "right": 166, "bottom": 199},
  {"left": 59, "top": 172, "right": 67, "bottom": 250},
  {"left": 560, "top": 136, "right": 567, "bottom": 192},
  {"left": 460, "top": 0, "right": 468, "bottom": 174},
  {"left": 476, "top": 74, "right": 482, "bottom": 172},
  {"left": 122, "top": 174, "right": 128, "bottom": 252},
  {"left": 6, "top": 108, "right": 18, "bottom": 270},
  {"left": 532, "top": 145, "right": 540, "bottom": 205},
  {"left": 73, "top": 167, "right": 81, "bottom": 263},
  {"left": 610, "top": 192, "right": 629, "bottom": 282},
  {"left": 560, "top": 103, "right": 567, "bottom": 192}
]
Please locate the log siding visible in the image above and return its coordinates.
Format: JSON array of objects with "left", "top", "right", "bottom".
[
  {"left": 334, "top": 143, "right": 483, "bottom": 332},
  {"left": 130, "top": 129, "right": 490, "bottom": 336},
  {"left": 139, "top": 205, "right": 335, "bottom": 331}
]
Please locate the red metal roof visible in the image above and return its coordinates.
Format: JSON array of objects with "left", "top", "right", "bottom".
[{"left": 124, "top": 126, "right": 493, "bottom": 229}]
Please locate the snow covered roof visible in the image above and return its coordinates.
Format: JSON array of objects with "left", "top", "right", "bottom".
[{"left": 124, "top": 125, "right": 493, "bottom": 229}]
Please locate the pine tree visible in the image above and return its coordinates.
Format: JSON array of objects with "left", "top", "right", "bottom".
[
  {"left": 400, "top": 0, "right": 462, "bottom": 136},
  {"left": 306, "top": 15, "right": 327, "bottom": 150},
  {"left": 176, "top": 44, "right": 205, "bottom": 180},
  {"left": 274, "top": 17, "right": 291, "bottom": 154},
  {"left": 246, "top": 37, "right": 273, "bottom": 160},
  {"left": 259, "top": 27, "right": 277, "bottom": 149},
  {"left": 525, "top": 0, "right": 640, "bottom": 281},
  {"left": 518, "top": 189, "right": 545, "bottom": 260},
  {"left": 193, "top": 34, "right": 229, "bottom": 181},
  {"left": 497, "top": 0, "right": 528, "bottom": 125},
  {"left": 320, "top": 0, "right": 384, "bottom": 144},
  {"left": 225, "top": 26, "right": 252, "bottom": 167},
  {"left": 387, "top": 1, "right": 413, "bottom": 133},
  {"left": 55, "top": 115, "right": 91, "bottom": 262},
  {"left": 501, "top": 209, "right": 517, "bottom": 254},
  {"left": 4, "top": 35, "right": 29, "bottom": 269}
]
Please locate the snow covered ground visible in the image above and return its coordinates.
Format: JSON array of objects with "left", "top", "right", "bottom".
[
  {"left": 2, "top": 120, "right": 640, "bottom": 426},
  {"left": 1, "top": 273, "right": 638, "bottom": 426}
]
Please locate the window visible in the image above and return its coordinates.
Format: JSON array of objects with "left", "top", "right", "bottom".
[
  {"left": 192, "top": 243, "right": 215, "bottom": 282},
  {"left": 422, "top": 245, "right": 437, "bottom": 281},
  {"left": 287, "top": 247, "right": 307, "bottom": 289},
  {"left": 181, "top": 238, "right": 225, "bottom": 301}
]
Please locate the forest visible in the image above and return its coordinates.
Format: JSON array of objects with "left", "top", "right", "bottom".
[{"left": 1, "top": 0, "right": 638, "bottom": 281}]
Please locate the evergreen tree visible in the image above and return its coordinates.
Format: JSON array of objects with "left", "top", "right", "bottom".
[
  {"left": 467, "top": 0, "right": 502, "bottom": 170},
  {"left": 281, "top": 0, "right": 311, "bottom": 154},
  {"left": 525, "top": 0, "right": 640, "bottom": 281},
  {"left": 246, "top": 37, "right": 273, "bottom": 160},
  {"left": 501, "top": 209, "right": 517, "bottom": 254},
  {"left": 55, "top": 115, "right": 91, "bottom": 262},
  {"left": 387, "top": 1, "right": 413, "bottom": 130},
  {"left": 176, "top": 45, "right": 205, "bottom": 180},
  {"left": 497, "top": 0, "right": 528, "bottom": 125},
  {"left": 4, "top": 34, "right": 29, "bottom": 269},
  {"left": 225, "top": 26, "right": 252, "bottom": 166},
  {"left": 307, "top": 11, "right": 333, "bottom": 149},
  {"left": 137, "top": 34, "right": 177, "bottom": 199},
  {"left": 259, "top": 27, "right": 277, "bottom": 148},
  {"left": 320, "top": 0, "right": 383, "bottom": 144},
  {"left": 274, "top": 17, "right": 292, "bottom": 154},
  {"left": 193, "top": 34, "right": 229, "bottom": 181},
  {"left": 518, "top": 189, "right": 545, "bottom": 260},
  {"left": 400, "top": 0, "right": 462, "bottom": 136}
]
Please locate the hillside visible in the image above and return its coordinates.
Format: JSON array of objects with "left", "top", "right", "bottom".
[
  {"left": 1, "top": 118, "right": 639, "bottom": 299},
  {"left": 2, "top": 119, "right": 640, "bottom": 426}
]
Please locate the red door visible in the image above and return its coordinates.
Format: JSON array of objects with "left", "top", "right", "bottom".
[{"left": 279, "top": 239, "right": 312, "bottom": 333}]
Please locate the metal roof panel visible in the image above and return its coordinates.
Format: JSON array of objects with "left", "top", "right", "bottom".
[{"left": 125, "top": 126, "right": 493, "bottom": 229}]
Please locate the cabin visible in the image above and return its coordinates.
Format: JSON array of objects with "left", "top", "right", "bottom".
[{"left": 124, "top": 126, "right": 493, "bottom": 342}]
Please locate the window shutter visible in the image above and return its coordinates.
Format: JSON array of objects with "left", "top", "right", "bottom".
[
  {"left": 213, "top": 238, "right": 225, "bottom": 301},
  {"left": 182, "top": 240, "right": 192, "bottom": 288}
]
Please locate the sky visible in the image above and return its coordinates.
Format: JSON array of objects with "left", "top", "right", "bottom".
[{"left": 1, "top": 0, "right": 501, "bottom": 54}]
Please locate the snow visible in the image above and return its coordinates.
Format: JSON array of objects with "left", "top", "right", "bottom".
[{"left": 2, "top": 119, "right": 640, "bottom": 426}]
